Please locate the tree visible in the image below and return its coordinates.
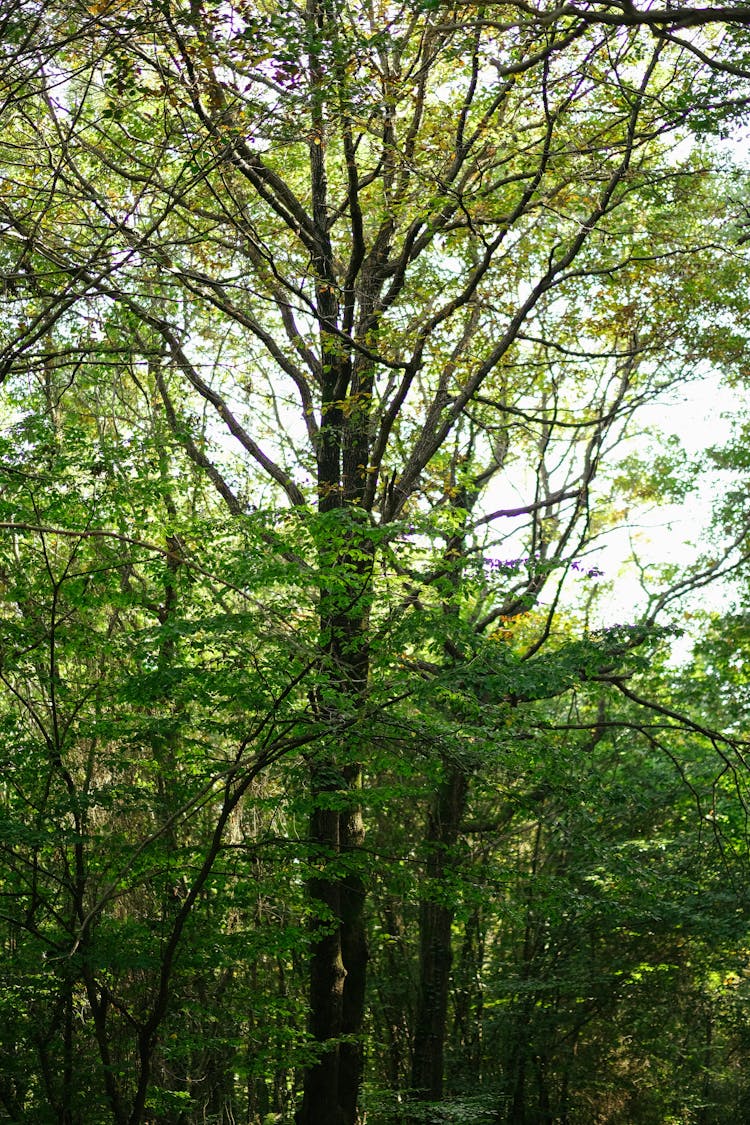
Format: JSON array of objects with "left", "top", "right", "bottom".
[{"left": 2, "top": 1, "right": 750, "bottom": 1122}]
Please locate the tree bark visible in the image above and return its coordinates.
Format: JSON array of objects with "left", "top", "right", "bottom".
[{"left": 411, "top": 766, "right": 469, "bottom": 1100}]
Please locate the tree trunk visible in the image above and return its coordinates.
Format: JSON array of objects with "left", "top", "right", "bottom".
[
  {"left": 411, "top": 766, "right": 469, "bottom": 1100},
  {"left": 339, "top": 790, "right": 368, "bottom": 1121},
  {"left": 297, "top": 386, "right": 372, "bottom": 1125},
  {"left": 296, "top": 795, "right": 348, "bottom": 1125}
]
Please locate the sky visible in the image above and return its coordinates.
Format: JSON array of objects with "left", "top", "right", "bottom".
[{"left": 588, "top": 367, "right": 743, "bottom": 637}]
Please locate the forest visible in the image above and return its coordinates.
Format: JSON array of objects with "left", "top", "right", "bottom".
[{"left": 2, "top": 1, "right": 750, "bottom": 1123}]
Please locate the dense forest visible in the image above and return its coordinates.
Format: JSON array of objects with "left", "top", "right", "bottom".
[{"left": 2, "top": 1, "right": 750, "bottom": 1122}]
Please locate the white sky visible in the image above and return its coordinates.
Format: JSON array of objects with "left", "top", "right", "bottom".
[{"left": 587, "top": 368, "right": 743, "bottom": 634}]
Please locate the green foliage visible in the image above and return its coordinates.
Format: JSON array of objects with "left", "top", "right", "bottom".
[{"left": 1, "top": 2, "right": 750, "bottom": 1123}]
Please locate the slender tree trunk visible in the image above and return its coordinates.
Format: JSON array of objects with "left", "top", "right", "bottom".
[
  {"left": 697, "top": 1007, "right": 713, "bottom": 1125},
  {"left": 411, "top": 766, "right": 469, "bottom": 1100},
  {"left": 508, "top": 1051, "right": 527, "bottom": 1125},
  {"left": 297, "top": 792, "right": 348, "bottom": 1125},
  {"left": 411, "top": 494, "right": 476, "bottom": 1104},
  {"left": 505, "top": 823, "right": 544, "bottom": 1125},
  {"left": 339, "top": 790, "right": 369, "bottom": 1120},
  {"left": 451, "top": 904, "right": 486, "bottom": 1084}
]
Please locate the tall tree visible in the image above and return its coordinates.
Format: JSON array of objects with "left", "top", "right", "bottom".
[{"left": 2, "top": 1, "right": 750, "bottom": 1122}]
